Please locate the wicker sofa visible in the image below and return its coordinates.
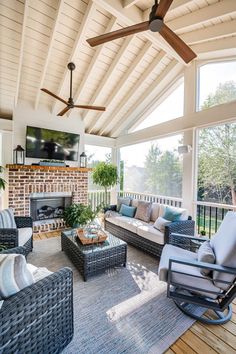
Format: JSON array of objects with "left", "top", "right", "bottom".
[
  {"left": 0, "top": 216, "right": 33, "bottom": 256},
  {"left": 0, "top": 246, "right": 74, "bottom": 354},
  {"left": 104, "top": 199, "right": 195, "bottom": 257}
]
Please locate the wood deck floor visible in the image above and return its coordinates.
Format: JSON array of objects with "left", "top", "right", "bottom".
[{"left": 34, "top": 232, "right": 236, "bottom": 354}]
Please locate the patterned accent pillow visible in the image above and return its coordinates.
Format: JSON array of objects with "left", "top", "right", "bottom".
[
  {"left": 0, "top": 208, "right": 17, "bottom": 228},
  {"left": 197, "top": 240, "right": 215, "bottom": 276},
  {"left": 0, "top": 254, "right": 34, "bottom": 299},
  {"left": 134, "top": 201, "right": 152, "bottom": 222}
]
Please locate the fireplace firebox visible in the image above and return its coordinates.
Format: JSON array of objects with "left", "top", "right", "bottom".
[{"left": 30, "top": 196, "right": 72, "bottom": 221}]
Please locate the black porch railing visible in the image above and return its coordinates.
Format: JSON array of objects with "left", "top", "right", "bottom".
[{"left": 196, "top": 202, "right": 235, "bottom": 238}]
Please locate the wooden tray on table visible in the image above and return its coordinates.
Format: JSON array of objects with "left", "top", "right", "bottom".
[{"left": 77, "top": 228, "right": 107, "bottom": 245}]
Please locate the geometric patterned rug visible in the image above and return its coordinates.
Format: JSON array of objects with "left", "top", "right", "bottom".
[{"left": 28, "top": 237, "right": 197, "bottom": 354}]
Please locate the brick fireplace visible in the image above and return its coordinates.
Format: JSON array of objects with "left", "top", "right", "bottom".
[{"left": 7, "top": 164, "right": 91, "bottom": 233}]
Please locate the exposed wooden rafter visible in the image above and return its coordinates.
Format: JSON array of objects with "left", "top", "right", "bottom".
[
  {"left": 15, "top": 0, "right": 29, "bottom": 106},
  {"left": 52, "top": 1, "right": 97, "bottom": 115},
  {"left": 89, "top": 40, "right": 153, "bottom": 134},
  {"left": 100, "top": 50, "right": 167, "bottom": 136},
  {"left": 110, "top": 62, "right": 183, "bottom": 137},
  {"left": 67, "top": 16, "right": 117, "bottom": 117},
  {"left": 83, "top": 35, "right": 135, "bottom": 126},
  {"left": 123, "top": 0, "right": 139, "bottom": 9},
  {"left": 34, "top": 0, "right": 65, "bottom": 110}
]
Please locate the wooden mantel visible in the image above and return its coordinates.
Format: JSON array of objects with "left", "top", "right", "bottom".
[{"left": 6, "top": 164, "right": 92, "bottom": 172}]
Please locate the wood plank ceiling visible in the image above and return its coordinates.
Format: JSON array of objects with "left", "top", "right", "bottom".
[{"left": 0, "top": 0, "right": 236, "bottom": 137}]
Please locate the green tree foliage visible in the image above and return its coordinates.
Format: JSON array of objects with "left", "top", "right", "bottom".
[
  {"left": 198, "top": 81, "right": 236, "bottom": 205},
  {"left": 92, "top": 162, "right": 118, "bottom": 205},
  {"left": 198, "top": 123, "right": 236, "bottom": 204},
  {"left": 0, "top": 166, "right": 6, "bottom": 191},
  {"left": 201, "top": 81, "right": 236, "bottom": 110},
  {"left": 144, "top": 144, "right": 182, "bottom": 197}
]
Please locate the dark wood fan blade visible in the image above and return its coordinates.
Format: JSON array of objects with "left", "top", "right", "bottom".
[
  {"left": 57, "top": 106, "right": 71, "bottom": 116},
  {"left": 87, "top": 21, "right": 149, "bottom": 47},
  {"left": 159, "top": 24, "right": 197, "bottom": 63},
  {"left": 41, "top": 88, "right": 68, "bottom": 105},
  {"left": 74, "top": 105, "right": 106, "bottom": 111},
  {"left": 156, "top": 0, "right": 173, "bottom": 18}
]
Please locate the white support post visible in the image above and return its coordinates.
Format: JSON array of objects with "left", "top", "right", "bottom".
[
  {"left": 181, "top": 61, "right": 197, "bottom": 217},
  {"left": 110, "top": 147, "right": 120, "bottom": 205}
]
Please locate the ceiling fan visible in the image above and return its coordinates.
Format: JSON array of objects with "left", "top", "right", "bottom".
[
  {"left": 41, "top": 62, "right": 106, "bottom": 116},
  {"left": 87, "top": 0, "right": 196, "bottom": 64}
]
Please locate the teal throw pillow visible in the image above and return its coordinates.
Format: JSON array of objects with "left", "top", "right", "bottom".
[
  {"left": 163, "top": 206, "right": 182, "bottom": 222},
  {"left": 119, "top": 204, "right": 136, "bottom": 218}
]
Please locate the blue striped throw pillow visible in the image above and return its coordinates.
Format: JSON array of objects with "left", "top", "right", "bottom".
[
  {"left": 0, "top": 254, "right": 34, "bottom": 299},
  {"left": 0, "top": 208, "right": 17, "bottom": 228}
]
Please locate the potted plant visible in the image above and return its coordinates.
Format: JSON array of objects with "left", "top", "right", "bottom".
[
  {"left": 63, "top": 203, "right": 100, "bottom": 228},
  {"left": 92, "top": 162, "right": 118, "bottom": 206}
]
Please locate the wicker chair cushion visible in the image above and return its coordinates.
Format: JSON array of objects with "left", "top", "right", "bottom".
[
  {"left": 18, "top": 227, "right": 33, "bottom": 246},
  {"left": 198, "top": 241, "right": 215, "bottom": 276},
  {"left": 27, "top": 264, "right": 53, "bottom": 282},
  {"left": 159, "top": 244, "right": 221, "bottom": 299},
  {"left": 0, "top": 208, "right": 16, "bottom": 228},
  {"left": 0, "top": 254, "right": 34, "bottom": 299},
  {"left": 154, "top": 216, "right": 172, "bottom": 232},
  {"left": 210, "top": 211, "right": 236, "bottom": 290},
  {"left": 137, "top": 225, "right": 165, "bottom": 245},
  {"left": 134, "top": 201, "right": 152, "bottom": 222}
]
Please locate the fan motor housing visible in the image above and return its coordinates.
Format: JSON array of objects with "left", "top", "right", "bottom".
[{"left": 149, "top": 18, "right": 164, "bottom": 32}]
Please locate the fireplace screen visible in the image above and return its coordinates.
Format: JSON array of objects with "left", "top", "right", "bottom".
[{"left": 30, "top": 196, "right": 72, "bottom": 221}]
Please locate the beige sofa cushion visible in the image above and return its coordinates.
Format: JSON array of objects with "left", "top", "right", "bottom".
[
  {"left": 150, "top": 203, "right": 160, "bottom": 222},
  {"left": 137, "top": 225, "right": 165, "bottom": 245},
  {"left": 106, "top": 215, "right": 146, "bottom": 233}
]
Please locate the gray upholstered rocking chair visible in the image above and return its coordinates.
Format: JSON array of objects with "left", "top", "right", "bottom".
[{"left": 158, "top": 211, "right": 236, "bottom": 324}]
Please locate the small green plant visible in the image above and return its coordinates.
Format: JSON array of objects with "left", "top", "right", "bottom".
[
  {"left": 92, "top": 162, "right": 118, "bottom": 206},
  {"left": 0, "top": 244, "right": 7, "bottom": 252},
  {"left": 63, "top": 203, "right": 101, "bottom": 228},
  {"left": 0, "top": 166, "right": 7, "bottom": 191},
  {"left": 200, "top": 229, "right": 206, "bottom": 236}
]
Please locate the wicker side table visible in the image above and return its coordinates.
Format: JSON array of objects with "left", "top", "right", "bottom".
[{"left": 61, "top": 229, "right": 127, "bottom": 281}]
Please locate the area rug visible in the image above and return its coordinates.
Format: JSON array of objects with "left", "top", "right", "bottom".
[{"left": 28, "top": 237, "right": 198, "bottom": 354}]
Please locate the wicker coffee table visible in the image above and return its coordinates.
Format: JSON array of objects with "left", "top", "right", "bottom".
[{"left": 61, "top": 229, "right": 127, "bottom": 281}]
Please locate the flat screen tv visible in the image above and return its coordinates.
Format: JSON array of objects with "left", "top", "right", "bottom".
[{"left": 26, "top": 126, "right": 80, "bottom": 161}]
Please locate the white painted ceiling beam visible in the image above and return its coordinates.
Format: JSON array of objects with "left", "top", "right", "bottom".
[
  {"left": 83, "top": 35, "right": 134, "bottom": 125},
  {"left": 116, "top": 101, "right": 236, "bottom": 147},
  {"left": 123, "top": 0, "right": 139, "bottom": 9},
  {"left": 92, "top": 0, "right": 181, "bottom": 63},
  {"left": 100, "top": 50, "right": 166, "bottom": 136},
  {"left": 111, "top": 60, "right": 183, "bottom": 137},
  {"left": 143, "top": 0, "right": 195, "bottom": 20},
  {"left": 129, "top": 75, "right": 184, "bottom": 132},
  {"left": 168, "top": 0, "right": 236, "bottom": 33},
  {"left": 181, "top": 19, "right": 236, "bottom": 45},
  {"left": 67, "top": 17, "right": 117, "bottom": 117},
  {"left": 52, "top": 1, "right": 96, "bottom": 115},
  {"left": 191, "top": 36, "right": 236, "bottom": 58},
  {"left": 15, "top": 0, "right": 29, "bottom": 106},
  {"left": 34, "top": 0, "right": 65, "bottom": 110},
  {"left": 89, "top": 40, "right": 153, "bottom": 134}
]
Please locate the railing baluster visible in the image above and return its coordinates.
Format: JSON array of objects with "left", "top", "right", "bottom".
[{"left": 209, "top": 206, "right": 212, "bottom": 238}]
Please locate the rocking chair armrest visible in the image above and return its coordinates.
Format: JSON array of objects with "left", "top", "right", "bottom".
[
  {"left": 169, "top": 257, "right": 236, "bottom": 275},
  {"left": 170, "top": 233, "right": 209, "bottom": 243}
]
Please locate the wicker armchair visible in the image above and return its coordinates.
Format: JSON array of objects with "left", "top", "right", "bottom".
[
  {"left": 0, "top": 247, "right": 74, "bottom": 353},
  {"left": 0, "top": 216, "right": 33, "bottom": 255}
]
